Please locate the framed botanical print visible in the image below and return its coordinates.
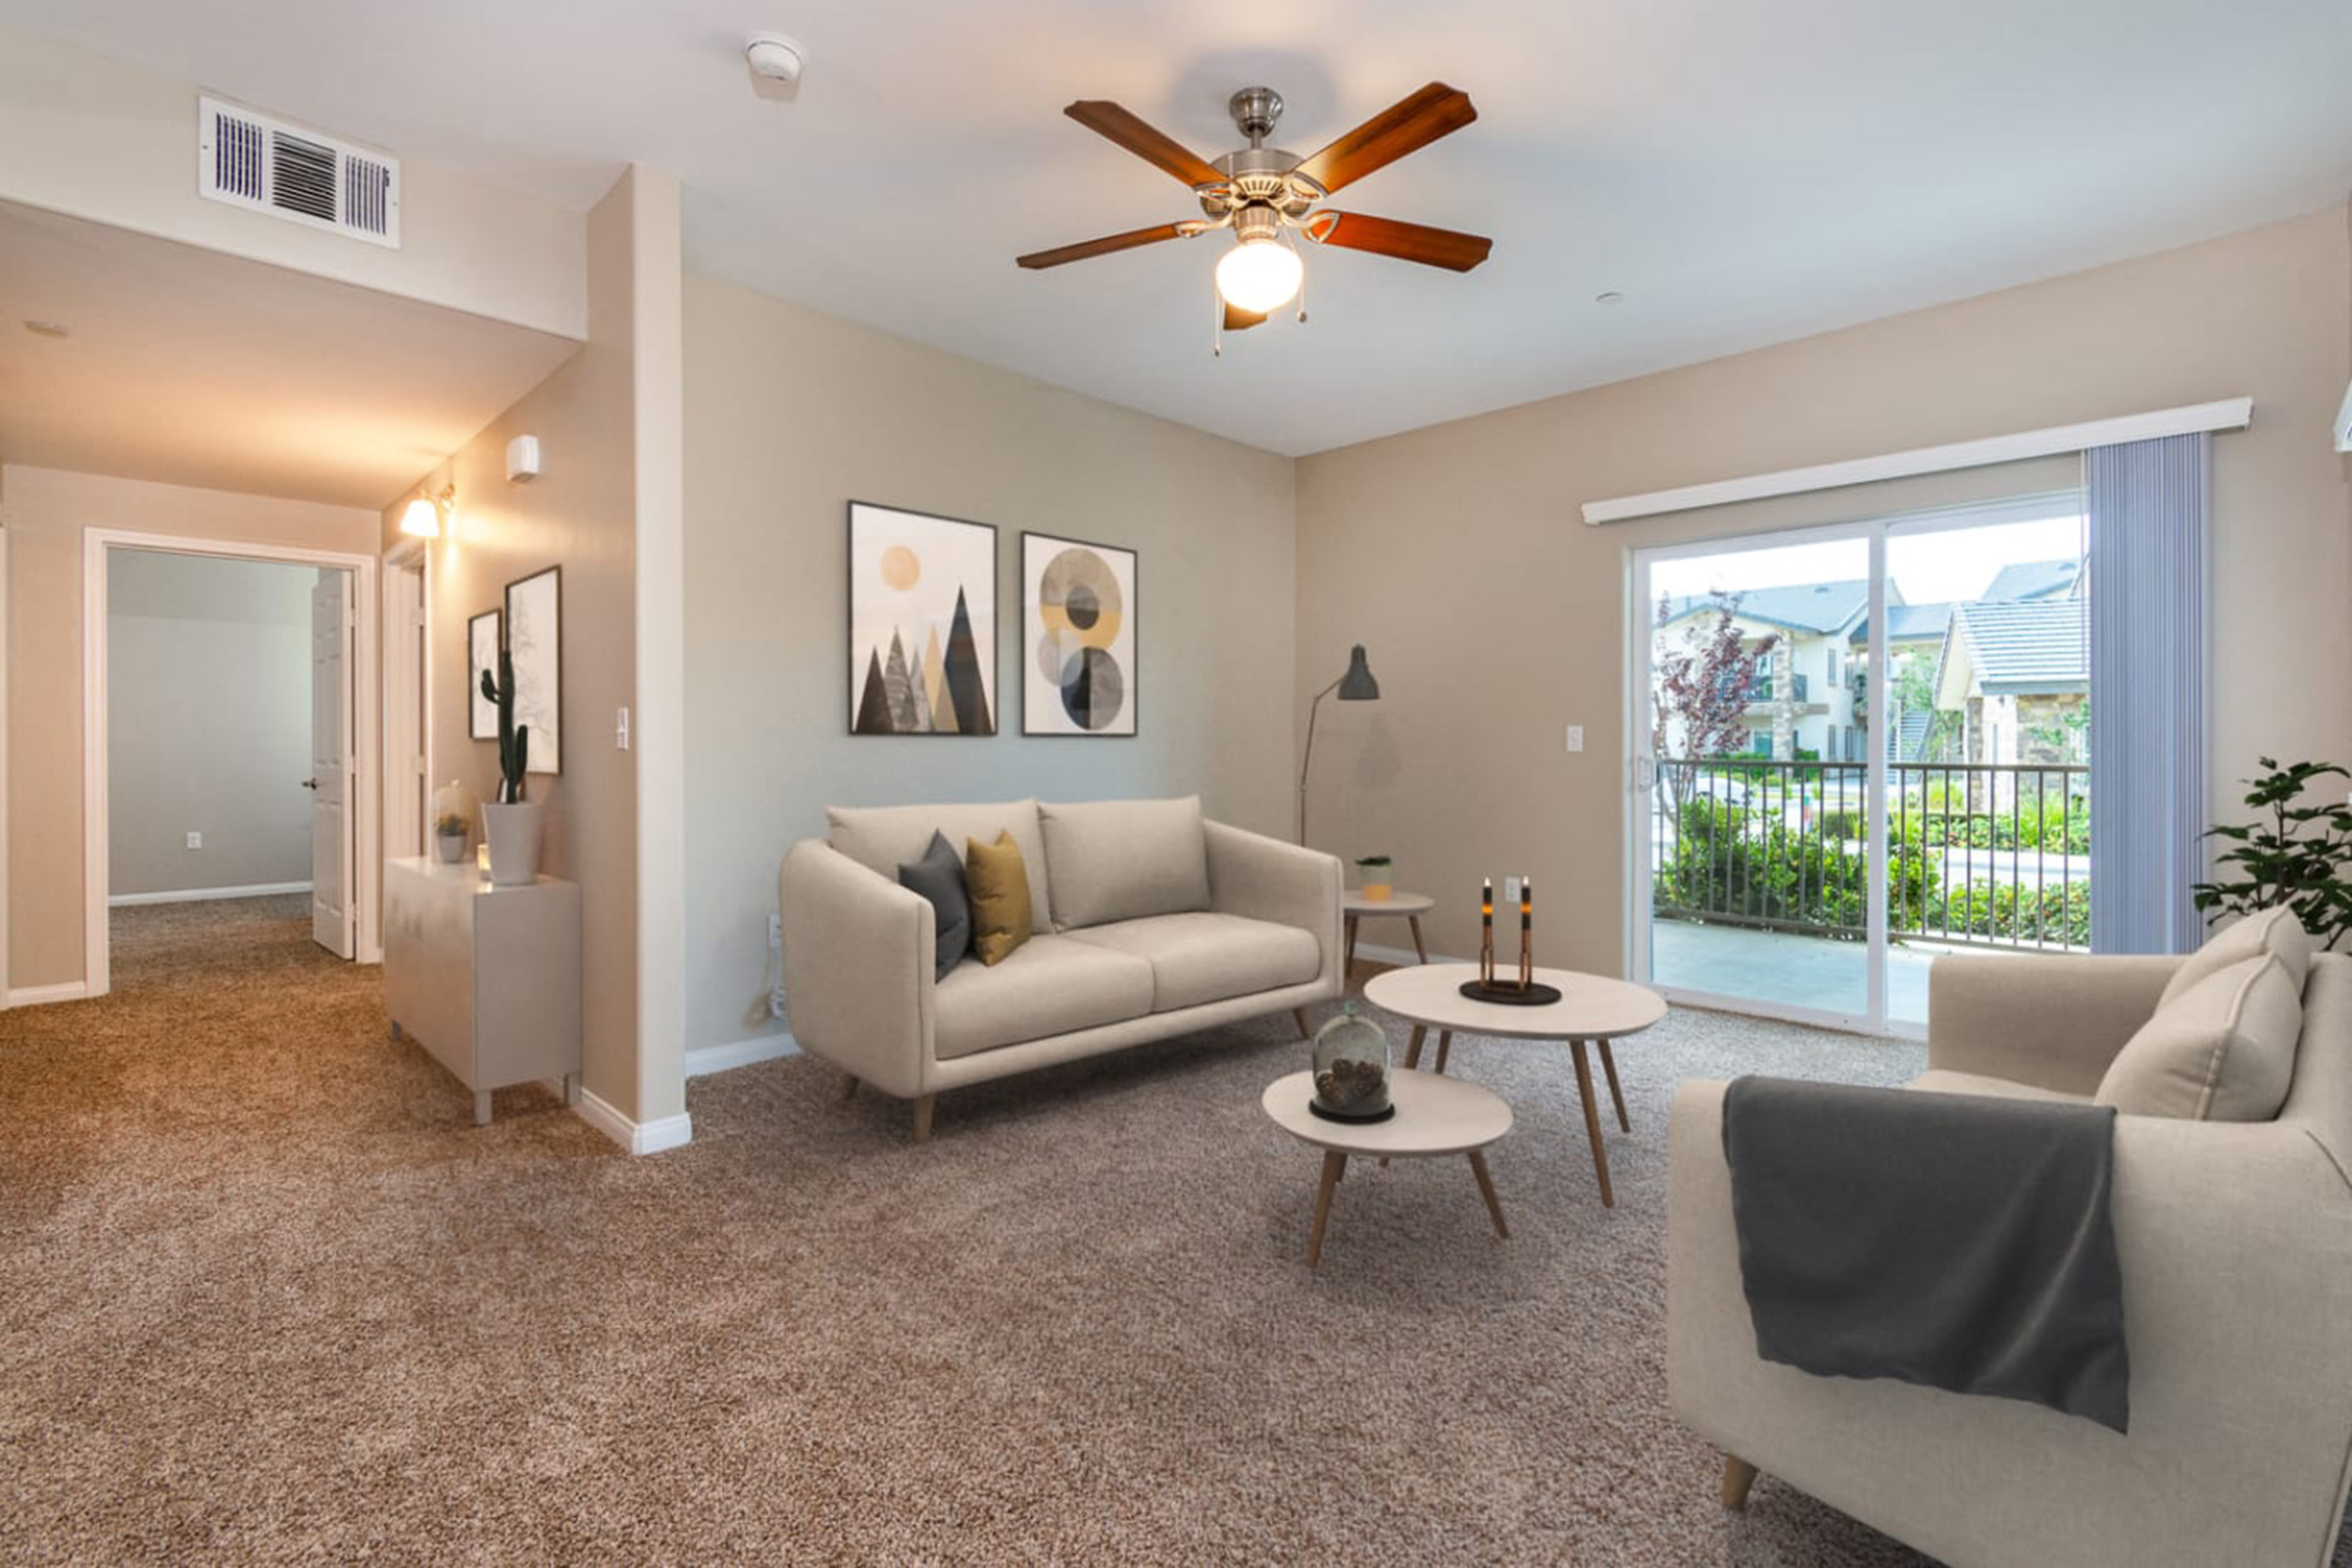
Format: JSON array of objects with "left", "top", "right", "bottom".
[
  {"left": 502, "top": 565, "right": 562, "bottom": 774},
  {"left": 848, "top": 501, "right": 998, "bottom": 736},
  {"left": 466, "top": 609, "right": 502, "bottom": 741},
  {"left": 1021, "top": 532, "right": 1136, "bottom": 736}
]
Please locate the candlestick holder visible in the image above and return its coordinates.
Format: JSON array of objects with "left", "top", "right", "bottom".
[{"left": 1460, "top": 875, "right": 1561, "bottom": 1005}]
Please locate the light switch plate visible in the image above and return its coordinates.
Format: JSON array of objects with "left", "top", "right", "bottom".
[
  {"left": 1502, "top": 875, "right": 1522, "bottom": 904},
  {"left": 1564, "top": 724, "right": 1584, "bottom": 753},
  {"left": 186, "top": 831, "right": 203, "bottom": 850},
  {"left": 615, "top": 707, "right": 631, "bottom": 751}
]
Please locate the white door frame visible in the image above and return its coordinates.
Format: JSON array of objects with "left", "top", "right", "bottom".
[
  {"left": 82, "top": 528, "right": 382, "bottom": 997},
  {"left": 381, "top": 539, "right": 431, "bottom": 863}
]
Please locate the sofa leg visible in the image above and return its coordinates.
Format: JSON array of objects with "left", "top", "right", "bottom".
[
  {"left": 910, "top": 1095, "right": 935, "bottom": 1145},
  {"left": 1720, "top": 1455, "right": 1758, "bottom": 1511},
  {"left": 1293, "top": 1007, "right": 1313, "bottom": 1041},
  {"left": 841, "top": 1074, "right": 859, "bottom": 1102}
]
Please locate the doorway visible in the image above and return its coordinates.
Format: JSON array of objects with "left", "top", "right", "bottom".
[
  {"left": 1629, "top": 494, "right": 2089, "bottom": 1037},
  {"left": 82, "top": 530, "right": 381, "bottom": 997}
]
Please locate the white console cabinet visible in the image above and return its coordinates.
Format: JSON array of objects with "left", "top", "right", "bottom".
[{"left": 384, "top": 857, "right": 582, "bottom": 1124}]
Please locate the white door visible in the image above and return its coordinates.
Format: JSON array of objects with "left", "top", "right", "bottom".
[{"left": 310, "top": 570, "right": 355, "bottom": 957}]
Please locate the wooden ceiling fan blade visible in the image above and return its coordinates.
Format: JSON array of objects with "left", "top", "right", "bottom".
[
  {"left": 1064, "top": 100, "right": 1226, "bottom": 187},
  {"left": 1307, "top": 212, "right": 1493, "bottom": 271},
  {"left": 1293, "top": 83, "right": 1477, "bottom": 194},
  {"left": 1017, "top": 222, "right": 1190, "bottom": 270},
  {"left": 1223, "top": 300, "right": 1268, "bottom": 331}
]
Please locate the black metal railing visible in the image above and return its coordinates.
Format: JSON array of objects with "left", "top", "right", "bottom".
[{"left": 1651, "top": 759, "right": 2090, "bottom": 952}]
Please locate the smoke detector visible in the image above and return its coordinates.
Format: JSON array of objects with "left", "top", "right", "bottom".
[{"left": 745, "top": 33, "right": 806, "bottom": 97}]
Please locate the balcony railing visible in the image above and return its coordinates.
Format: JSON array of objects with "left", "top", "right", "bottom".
[{"left": 1651, "top": 759, "right": 2090, "bottom": 952}]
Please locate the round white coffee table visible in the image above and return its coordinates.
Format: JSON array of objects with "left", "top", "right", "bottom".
[
  {"left": 1342, "top": 890, "right": 1436, "bottom": 976},
  {"left": 1361, "top": 963, "right": 1667, "bottom": 1209},
  {"left": 1260, "top": 1068, "right": 1512, "bottom": 1268}
]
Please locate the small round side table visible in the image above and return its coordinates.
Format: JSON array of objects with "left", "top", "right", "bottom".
[
  {"left": 1260, "top": 1068, "right": 1512, "bottom": 1268},
  {"left": 1342, "top": 890, "right": 1436, "bottom": 978}
]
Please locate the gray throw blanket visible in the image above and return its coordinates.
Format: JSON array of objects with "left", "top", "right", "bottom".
[{"left": 1720, "top": 1076, "right": 2130, "bottom": 1433}]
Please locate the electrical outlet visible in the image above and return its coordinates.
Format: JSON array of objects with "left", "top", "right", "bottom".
[
  {"left": 767, "top": 913, "right": 783, "bottom": 950},
  {"left": 186, "top": 831, "right": 203, "bottom": 851},
  {"left": 1564, "top": 724, "right": 1584, "bottom": 754}
]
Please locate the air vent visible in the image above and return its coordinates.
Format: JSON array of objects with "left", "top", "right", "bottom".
[{"left": 197, "top": 96, "right": 400, "bottom": 248}]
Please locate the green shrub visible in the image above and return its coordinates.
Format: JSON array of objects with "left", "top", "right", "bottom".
[
  {"left": 1657, "top": 803, "right": 1936, "bottom": 933},
  {"left": 1926, "top": 879, "right": 2090, "bottom": 948}
]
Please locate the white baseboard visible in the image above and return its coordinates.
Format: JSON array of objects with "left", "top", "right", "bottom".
[
  {"left": 1351, "top": 940, "right": 1472, "bottom": 969},
  {"left": 109, "top": 881, "right": 313, "bottom": 907},
  {"left": 684, "top": 1032, "right": 799, "bottom": 1077},
  {"left": 7, "top": 981, "right": 91, "bottom": 1008},
  {"left": 574, "top": 1086, "right": 694, "bottom": 1155}
]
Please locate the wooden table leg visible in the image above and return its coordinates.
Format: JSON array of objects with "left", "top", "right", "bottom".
[
  {"left": 1467, "top": 1150, "right": 1508, "bottom": 1238},
  {"left": 1402, "top": 1023, "right": 1427, "bottom": 1071},
  {"left": 1568, "top": 1039, "right": 1615, "bottom": 1208},
  {"left": 1721, "top": 1455, "right": 1759, "bottom": 1510},
  {"left": 841, "top": 1073, "right": 860, "bottom": 1102},
  {"left": 1307, "top": 1151, "right": 1347, "bottom": 1268},
  {"left": 1344, "top": 915, "right": 1360, "bottom": 977},
  {"left": 1408, "top": 915, "right": 1429, "bottom": 963},
  {"left": 1293, "top": 1006, "right": 1313, "bottom": 1041},
  {"left": 1434, "top": 1030, "right": 1452, "bottom": 1075},
  {"left": 1597, "top": 1040, "right": 1631, "bottom": 1132}
]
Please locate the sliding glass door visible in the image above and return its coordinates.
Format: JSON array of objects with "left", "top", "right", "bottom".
[{"left": 1631, "top": 495, "right": 2088, "bottom": 1036}]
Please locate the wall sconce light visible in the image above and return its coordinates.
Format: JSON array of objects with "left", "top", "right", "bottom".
[{"left": 400, "top": 482, "right": 454, "bottom": 539}]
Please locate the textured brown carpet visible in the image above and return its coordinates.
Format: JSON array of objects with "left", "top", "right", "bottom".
[{"left": 6, "top": 901, "right": 2342, "bottom": 1565}]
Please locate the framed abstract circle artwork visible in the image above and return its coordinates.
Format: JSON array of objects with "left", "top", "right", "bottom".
[{"left": 1022, "top": 532, "right": 1137, "bottom": 737}]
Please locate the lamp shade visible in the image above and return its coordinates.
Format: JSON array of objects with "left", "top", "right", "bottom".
[
  {"left": 399, "top": 498, "right": 441, "bottom": 539},
  {"left": 1337, "top": 645, "right": 1379, "bottom": 700}
]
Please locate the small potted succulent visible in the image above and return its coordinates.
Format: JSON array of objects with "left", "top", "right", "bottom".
[
  {"left": 430, "top": 779, "right": 473, "bottom": 864},
  {"left": 478, "top": 647, "right": 540, "bottom": 886},
  {"left": 1354, "top": 855, "right": 1395, "bottom": 901}
]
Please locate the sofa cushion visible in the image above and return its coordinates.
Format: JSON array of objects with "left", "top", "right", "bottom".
[
  {"left": 1907, "top": 1070, "right": 2092, "bottom": 1105},
  {"left": 964, "top": 831, "right": 1034, "bottom": 967},
  {"left": 932, "top": 935, "right": 1155, "bottom": 1060},
  {"left": 827, "top": 800, "right": 1052, "bottom": 933},
  {"left": 1038, "top": 797, "right": 1211, "bottom": 930},
  {"left": 2163, "top": 904, "right": 2314, "bottom": 1004},
  {"left": 896, "top": 830, "right": 970, "bottom": 981},
  {"left": 2097, "top": 954, "right": 2301, "bottom": 1121},
  {"left": 1066, "top": 911, "right": 1322, "bottom": 1013}
]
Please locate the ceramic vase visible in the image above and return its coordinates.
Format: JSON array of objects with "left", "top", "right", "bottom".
[{"left": 482, "top": 802, "right": 543, "bottom": 887}]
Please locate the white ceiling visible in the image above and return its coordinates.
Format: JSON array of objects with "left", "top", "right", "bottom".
[
  {"left": 0, "top": 201, "right": 578, "bottom": 508},
  {"left": 4, "top": 0, "right": 2350, "bottom": 457}
]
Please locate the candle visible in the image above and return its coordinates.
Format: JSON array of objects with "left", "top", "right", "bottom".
[
  {"left": 1520, "top": 875, "right": 1532, "bottom": 931},
  {"left": 1483, "top": 878, "right": 1494, "bottom": 924}
]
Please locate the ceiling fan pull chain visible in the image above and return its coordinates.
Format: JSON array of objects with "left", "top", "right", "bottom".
[
  {"left": 1290, "top": 233, "right": 1309, "bottom": 323},
  {"left": 1210, "top": 280, "right": 1224, "bottom": 358}
]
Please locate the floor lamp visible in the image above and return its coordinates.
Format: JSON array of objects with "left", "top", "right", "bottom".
[{"left": 1298, "top": 645, "right": 1380, "bottom": 844}]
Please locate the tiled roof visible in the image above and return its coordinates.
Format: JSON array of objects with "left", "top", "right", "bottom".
[
  {"left": 1852, "top": 601, "right": 1954, "bottom": 644},
  {"left": 1982, "top": 559, "right": 2081, "bottom": 602},
  {"left": 1943, "top": 597, "right": 2087, "bottom": 691},
  {"left": 1661, "top": 579, "right": 1870, "bottom": 635}
]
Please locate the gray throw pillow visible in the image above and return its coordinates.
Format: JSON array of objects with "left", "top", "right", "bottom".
[{"left": 898, "top": 830, "right": 971, "bottom": 981}]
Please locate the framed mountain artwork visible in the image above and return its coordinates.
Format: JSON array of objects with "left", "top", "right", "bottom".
[
  {"left": 1021, "top": 532, "right": 1137, "bottom": 736},
  {"left": 848, "top": 501, "right": 998, "bottom": 736}
]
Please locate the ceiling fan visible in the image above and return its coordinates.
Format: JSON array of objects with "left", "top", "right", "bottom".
[{"left": 1016, "top": 82, "right": 1493, "bottom": 343}]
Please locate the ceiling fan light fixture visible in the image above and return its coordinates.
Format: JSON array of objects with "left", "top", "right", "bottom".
[{"left": 1215, "top": 234, "right": 1303, "bottom": 314}]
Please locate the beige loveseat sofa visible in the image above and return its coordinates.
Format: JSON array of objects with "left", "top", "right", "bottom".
[
  {"left": 780, "top": 797, "right": 1343, "bottom": 1141},
  {"left": 1667, "top": 951, "right": 2352, "bottom": 1568}
]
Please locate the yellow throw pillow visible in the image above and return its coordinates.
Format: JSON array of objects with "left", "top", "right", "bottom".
[{"left": 965, "top": 830, "right": 1034, "bottom": 966}]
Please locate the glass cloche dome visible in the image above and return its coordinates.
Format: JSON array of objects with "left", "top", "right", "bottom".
[{"left": 1311, "top": 1003, "right": 1392, "bottom": 1120}]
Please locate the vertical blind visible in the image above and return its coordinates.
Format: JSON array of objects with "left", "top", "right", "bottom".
[{"left": 2085, "top": 432, "right": 2207, "bottom": 955}]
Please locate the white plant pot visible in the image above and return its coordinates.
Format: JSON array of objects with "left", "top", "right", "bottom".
[
  {"left": 482, "top": 802, "right": 543, "bottom": 887},
  {"left": 435, "top": 832, "right": 468, "bottom": 864}
]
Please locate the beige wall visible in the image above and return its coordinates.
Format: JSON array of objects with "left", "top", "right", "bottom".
[
  {"left": 680, "top": 273, "right": 1298, "bottom": 1055},
  {"left": 0, "top": 26, "right": 586, "bottom": 339},
  {"left": 2, "top": 466, "right": 377, "bottom": 988},
  {"left": 387, "top": 168, "right": 679, "bottom": 1122},
  {"left": 1294, "top": 204, "right": 2352, "bottom": 971},
  {"left": 106, "top": 552, "right": 318, "bottom": 897}
]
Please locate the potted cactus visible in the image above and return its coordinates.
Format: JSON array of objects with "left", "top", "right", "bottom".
[{"left": 478, "top": 647, "right": 541, "bottom": 885}]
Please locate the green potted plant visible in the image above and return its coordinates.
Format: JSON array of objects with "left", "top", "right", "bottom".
[
  {"left": 430, "top": 779, "right": 474, "bottom": 864},
  {"left": 2193, "top": 758, "right": 2352, "bottom": 949},
  {"left": 1354, "top": 855, "right": 1395, "bottom": 902},
  {"left": 478, "top": 647, "right": 539, "bottom": 886}
]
